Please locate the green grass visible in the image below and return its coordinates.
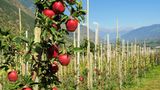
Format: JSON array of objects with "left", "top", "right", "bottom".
[{"left": 125, "top": 66, "right": 160, "bottom": 90}]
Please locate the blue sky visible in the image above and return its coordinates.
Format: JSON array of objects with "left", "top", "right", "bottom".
[{"left": 83, "top": 0, "right": 160, "bottom": 30}]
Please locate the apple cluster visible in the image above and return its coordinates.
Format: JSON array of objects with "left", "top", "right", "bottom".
[
  {"left": 47, "top": 44, "right": 70, "bottom": 73},
  {"left": 5, "top": 0, "right": 86, "bottom": 89},
  {"left": 1, "top": 0, "right": 86, "bottom": 90},
  {"left": 36, "top": 0, "right": 83, "bottom": 75},
  {"left": 40, "top": 0, "right": 79, "bottom": 32},
  {"left": 35, "top": 0, "right": 84, "bottom": 89}
]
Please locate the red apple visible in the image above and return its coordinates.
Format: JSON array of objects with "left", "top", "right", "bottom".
[
  {"left": 58, "top": 54, "right": 70, "bottom": 66},
  {"left": 52, "top": 24, "right": 58, "bottom": 30},
  {"left": 52, "top": 1, "right": 65, "bottom": 14},
  {"left": 8, "top": 70, "right": 18, "bottom": 82},
  {"left": 66, "top": 19, "right": 78, "bottom": 32},
  {"left": 22, "top": 87, "right": 32, "bottom": 90},
  {"left": 43, "top": 9, "right": 55, "bottom": 18},
  {"left": 79, "top": 76, "right": 84, "bottom": 81},
  {"left": 51, "top": 61, "right": 59, "bottom": 74},
  {"left": 47, "top": 44, "right": 59, "bottom": 59},
  {"left": 52, "top": 87, "right": 58, "bottom": 90}
]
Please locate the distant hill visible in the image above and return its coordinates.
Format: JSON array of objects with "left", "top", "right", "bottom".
[
  {"left": 0, "top": 0, "right": 34, "bottom": 36},
  {"left": 121, "top": 24, "right": 160, "bottom": 47},
  {"left": 0, "top": 0, "right": 96, "bottom": 41},
  {"left": 122, "top": 24, "right": 160, "bottom": 41},
  {"left": 7, "top": 0, "right": 34, "bottom": 18},
  {"left": 97, "top": 27, "right": 132, "bottom": 42}
]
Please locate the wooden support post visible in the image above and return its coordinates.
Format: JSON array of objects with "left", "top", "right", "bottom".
[
  {"left": 107, "top": 34, "right": 110, "bottom": 76},
  {"left": 25, "top": 30, "right": 29, "bottom": 75},
  {"left": 134, "top": 40, "right": 137, "bottom": 80},
  {"left": 126, "top": 41, "right": 129, "bottom": 74},
  {"left": 94, "top": 22, "right": 99, "bottom": 70},
  {"left": 93, "top": 22, "right": 99, "bottom": 87},
  {"left": 106, "top": 34, "right": 110, "bottom": 88},
  {"left": 33, "top": 27, "right": 41, "bottom": 90},
  {"left": 86, "top": 0, "right": 91, "bottom": 89},
  {"left": 136, "top": 45, "right": 140, "bottom": 85},
  {"left": 73, "top": 30, "right": 77, "bottom": 85},
  {"left": 100, "top": 43, "right": 103, "bottom": 73},
  {"left": 143, "top": 41, "right": 146, "bottom": 75},
  {"left": 19, "top": 8, "right": 25, "bottom": 76},
  {"left": 122, "top": 40, "right": 125, "bottom": 81},
  {"left": 131, "top": 43, "right": 133, "bottom": 73},
  {"left": 118, "top": 46, "right": 122, "bottom": 90},
  {"left": 19, "top": 8, "right": 22, "bottom": 35},
  {"left": 0, "top": 83, "right": 2, "bottom": 90},
  {"left": 76, "top": 24, "right": 80, "bottom": 90}
]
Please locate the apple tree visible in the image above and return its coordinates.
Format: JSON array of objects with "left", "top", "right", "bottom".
[{"left": 0, "top": 0, "right": 86, "bottom": 90}]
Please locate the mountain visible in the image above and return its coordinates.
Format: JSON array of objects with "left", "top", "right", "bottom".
[
  {"left": 5, "top": 0, "right": 34, "bottom": 18},
  {"left": 121, "top": 24, "right": 160, "bottom": 47},
  {"left": 98, "top": 27, "right": 133, "bottom": 42},
  {"left": 19, "top": 0, "right": 35, "bottom": 12},
  {"left": 0, "top": 0, "right": 34, "bottom": 37},
  {"left": 121, "top": 24, "right": 160, "bottom": 41},
  {"left": 0, "top": 0, "right": 96, "bottom": 42}
]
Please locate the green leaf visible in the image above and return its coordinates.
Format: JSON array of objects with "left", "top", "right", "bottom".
[
  {"left": 73, "top": 47, "right": 83, "bottom": 52},
  {"left": 46, "top": 1, "right": 52, "bottom": 7},
  {"left": 34, "top": 0, "right": 40, "bottom": 4},
  {"left": 61, "top": 15, "right": 68, "bottom": 23},
  {"left": 50, "top": 27, "right": 56, "bottom": 35},
  {"left": 41, "top": 29, "right": 47, "bottom": 39},
  {"left": 79, "top": 10, "right": 87, "bottom": 15},
  {"left": 80, "top": 15, "right": 85, "bottom": 21},
  {"left": 72, "top": 11, "right": 78, "bottom": 17},
  {"left": 34, "top": 42, "right": 42, "bottom": 53},
  {"left": 49, "top": 0, "right": 56, "bottom": 3},
  {"left": 0, "top": 68, "right": 6, "bottom": 75},
  {"left": 57, "top": 38, "right": 64, "bottom": 43},
  {"left": 76, "top": 0, "right": 82, "bottom": 10},
  {"left": 13, "top": 36, "right": 29, "bottom": 43},
  {"left": 22, "top": 75, "right": 34, "bottom": 85},
  {"left": 24, "top": 54, "right": 31, "bottom": 62},
  {"left": 38, "top": 13, "right": 44, "bottom": 19},
  {"left": 79, "top": 0, "right": 83, "bottom": 8},
  {"left": 0, "top": 28, "right": 10, "bottom": 36},
  {"left": 0, "top": 65, "right": 9, "bottom": 71},
  {"left": 71, "top": 7, "right": 76, "bottom": 14}
]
